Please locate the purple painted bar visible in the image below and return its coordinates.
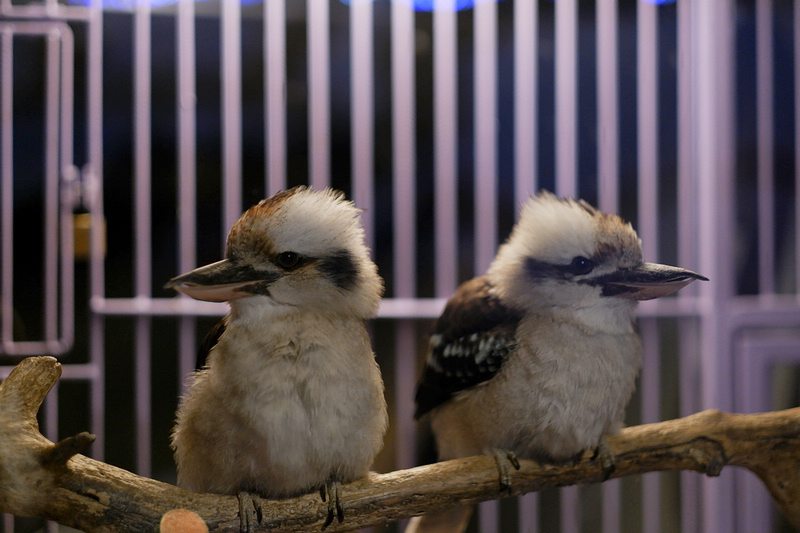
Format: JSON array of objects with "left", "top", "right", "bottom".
[
  {"left": 694, "top": 2, "right": 737, "bottom": 532},
  {"left": 1, "top": 29, "right": 14, "bottom": 354},
  {"left": 134, "top": 0, "right": 152, "bottom": 477},
  {"left": 350, "top": 0, "right": 374, "bottom": 246},
  {"left": 514, "top": 3, "right": 539, "bottom": 527},
  {"left": 473, "top": 0, "right": 497, "bottom": 275},
  {"left": 514, "top": 0, "right": 536, "bottom": 207},
  {"left": 176, "top": 0, "right": 198, "bottom": 386},
  {"left": 221, "top": 0, "right": 242, "bottom": 237},
  {"left": 676, "top": 0, "right": 701, "bottom": 525},
  {"left": 636, "top": 4, "right": 662, "bottom": 529},
  {"left": 596, "top": 2, "right": 622, "bottom": 529},
  {"left": 44, "top": 29, "right": 60, "bottom": 347},
  {"left": 555, "top": 1, "right": 580, "bottom": 529},
  {"left": 797, "top": 0, "right": 800, "bottom": 297},
  {"left": 265, "top": 0, "right": 286, "bottom": 194},
  {"left": 640, "top": 318, "right": 661, "bottom": 533},
  {"left": 637, "top": 1, "right": 658, "bottom": 260},
  {"left": 433, "top": 0, "right": 458, "bottom": 297},
  {"left": 560, "top": 485, "right": 580, "bottom": 533},
  {"left": 596, "top": 0, "right": 618, "bottom": 215},
  {"left": 59, "top": 26, "right": 76, "bottom": 355},
  {"left": 307, "top": 0, "right": 330, "bottom": 190},
  {"left": 554, "top": 0, "right": 577, "bottom": 199},
  {"left": 477, "top": 500, "right": 499, "bottom": 533},
  {"left": 391, "top": 0, "right": 417, "bottom": 473},
  {"left": 88, "top": 0, "right": 106, "bottom": 462},
  {"left": 134, "top": 0, "right": 151, "bottom": 298},
  {"left": 756, "top": 0, "right": 775, "bottom": 295}
]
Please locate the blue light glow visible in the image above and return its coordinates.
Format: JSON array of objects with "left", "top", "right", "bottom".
[{"left": 338, "top": 0, "right": 484, "bottom": 11}]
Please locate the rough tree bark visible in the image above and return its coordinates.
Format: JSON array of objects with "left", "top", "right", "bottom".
[{"left": 1, "top": 356, "right": 799, "bottom": 532}]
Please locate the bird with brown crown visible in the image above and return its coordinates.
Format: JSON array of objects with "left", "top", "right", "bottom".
[{"left": 167, "top": 186, "right": 387, "bottom": 532}]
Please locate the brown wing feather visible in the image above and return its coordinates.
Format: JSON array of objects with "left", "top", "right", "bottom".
[{"left": 414, "top": 276, "right": 523, "bottom": 419}]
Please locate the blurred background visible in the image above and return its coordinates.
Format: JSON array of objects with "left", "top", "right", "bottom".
[{"left": 1, "top": 0, "right": 799, "bottom": 531}]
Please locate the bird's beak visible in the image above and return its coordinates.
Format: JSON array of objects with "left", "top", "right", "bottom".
[
  {"left": 593, "top": 262, "right": 708, "bottom": 300},
  {"left": 165, "top": 259, "right": 281, "bottom": 302}
]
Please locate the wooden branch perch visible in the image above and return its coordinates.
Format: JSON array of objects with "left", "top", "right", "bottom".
[{"left": 2, "top": 356, "right": 800, "bottom": 532}]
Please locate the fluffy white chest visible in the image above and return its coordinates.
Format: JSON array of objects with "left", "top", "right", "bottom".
[{"left": 172, "top": 309, "right": 386, "bottom": 497}]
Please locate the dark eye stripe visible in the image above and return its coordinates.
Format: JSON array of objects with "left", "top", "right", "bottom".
[{"left": 318, "top": 250, "right": 358, "bottom": 290}]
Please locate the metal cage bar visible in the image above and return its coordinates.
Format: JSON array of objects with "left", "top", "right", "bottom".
[
  {"left": 391, "top": 0, "right": 417, "bottom": 473},
  {"left": 433, "top": 0, "right": 458, "bottom": 299},
  {"left": 264, "top": 0, "right": 285, "bottom": 194},
  {"left": 307, "top": 0, "right": 330, "bottom": 190}
]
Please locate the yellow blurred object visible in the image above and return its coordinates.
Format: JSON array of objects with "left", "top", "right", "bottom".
[{"left": 73, "top": 212, "right": 106, "bottom": 260}]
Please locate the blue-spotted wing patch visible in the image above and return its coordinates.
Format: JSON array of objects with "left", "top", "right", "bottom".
[{"left": 414, "top": 276, "right": 523, "bottom": 419}]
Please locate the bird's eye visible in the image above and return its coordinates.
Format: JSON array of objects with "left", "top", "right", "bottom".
[
  {"left": 276, "top": 251, "right": 301, "bottom": 269},
  {"left": 569, "top": 256, "right": 595, "bottom": 275}
]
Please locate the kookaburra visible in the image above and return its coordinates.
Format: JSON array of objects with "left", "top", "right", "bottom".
[
  {"left": 408, "top": 192, "right": 707, "bottom": 533},
  {"left": 166, "top": 186, "right": 387, "bottom": 531}
]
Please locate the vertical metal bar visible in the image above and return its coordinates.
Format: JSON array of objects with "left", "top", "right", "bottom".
[
  {"left": 1, "top": 29, "right": 14, "bottom": 353},
  {"left": 134, "top": 0, "right": 152, "bottom": 477},
  {"left": 555, "top": 0, "right": 580, "bottom": 529},
  {"left": 636, "top": 4, "right": 662, "bottom": 522},
  {"left": 637, "top": 1, "right": 659, "bottom": 260},
  {"left": 473, "top": 0, "right": 497, "bottom": 275},
  {"left": 514, "top": 0, "right": 537, "bottom": 207},
  {"left": 391, "top": 0, "right": 417, "bottom": 472},
  {"left": 88, "top": 0, "right": 105, "bottom": 462},
  {"left": 475, "top": 2, "right": 498, "bottom": 525},
  {"left": 596, "top": 2, "right": 622, "bottom": 526},
  {"left": 265, "top": 0, "right": 286, "bottom": 194},
  {"left": 756, "top": 0, "right": 775, "bottom": 294},
  {"left": 515, "top": 4, "right": 539, "bottom": 527},
  {"left": 477, "top": 500, "right": 499, "bottom": 533},
  {"left": 518, "top": 493, "right": 538, "bottom": 533},
  {"left": 308, "top": 0, "right": 330, "bottom": 190},
  {"left": 44, "top": 29, "right": 60, "bottom": 349},
  {"left": 221, "top": 0, "right": 242, "bottom": 234},
  {"left": 639, "top": 319, "right": 661, "bottom": 533},
  {"left": 796, "top": 0, "right": 800, "bottom": 297},
  {"left": 560, "top": 487, "right": 580, "bottom": 533},
  {"left": 350, "top": 0, "right": 374, "bottom": 245},
  {"left": 676, "top": 1, "right": 700, "bottom": 527},
  {"left": 433, "top": 0, "right": 457, "bottom": 297},
  {"left": 694, "top": 2, "right": 737, "bottom": 532},
  {"left": 636, "top": 21, "right": 661, "bottom": 533},
  {"left": 177, "top": 0, "right": 197, "bottom": 384},
  {"left": 596, "top": 0, "right": 618, "bottom": 214},
  {"left": 59, "top": 26, "right": 76, "bottom": 354},
  {"left": 676, "top": 0, "right": 698, "bottom": 290},
  {"left": 554, "top": 0, "right": 577, "bottom": 198}
]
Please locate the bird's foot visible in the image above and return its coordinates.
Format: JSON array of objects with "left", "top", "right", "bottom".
[
  {"left": 591, "top": 436, "right": 616, "bottom": 480},
  {"left": 237, "top": 491, "right": 263, "bottom": 533},
  {"left": 319, "top": 479, "right": 344, "bottom": 530},
  {"left": 490, "top": 448, "right": 520, "bottom": 492}
]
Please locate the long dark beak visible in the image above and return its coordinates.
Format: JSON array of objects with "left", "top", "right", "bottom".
[
  {"left": 165, "top": 259, "right": 281, "bottom": 302},
  {"left": 592, "top": 262, "right": 708, "bottom": 301}
]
